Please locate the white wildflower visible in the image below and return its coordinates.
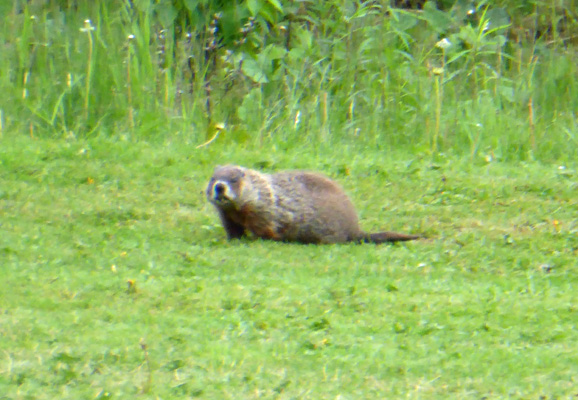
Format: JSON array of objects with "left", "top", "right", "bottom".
[
  {"left": 80, "top": 19, "right": 95, "bottom": 32},
  {"left": 435, "top": 38, "right": 452, "bottom": 50}
]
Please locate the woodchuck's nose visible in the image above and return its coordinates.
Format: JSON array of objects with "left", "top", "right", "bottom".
[{"left": 214, "top": 182, "right": 225, "bottom": 195}]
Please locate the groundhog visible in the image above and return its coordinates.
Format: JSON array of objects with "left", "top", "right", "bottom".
[{"left": 206, "top": 165, "right": 420, "bottom": 244}]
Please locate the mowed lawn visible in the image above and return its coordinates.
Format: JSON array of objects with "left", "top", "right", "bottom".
[{"left": 1, "top": 137, "right": 577, "bottom": 399}]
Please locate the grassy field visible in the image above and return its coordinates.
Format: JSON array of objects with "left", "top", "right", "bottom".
[{"left": 1, "top": 137, "right": 577, "bottom": 399}]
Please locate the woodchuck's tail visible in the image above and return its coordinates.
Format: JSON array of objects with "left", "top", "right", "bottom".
[{"left": 363, "top": 231, "right": 420, "bottom": 244}]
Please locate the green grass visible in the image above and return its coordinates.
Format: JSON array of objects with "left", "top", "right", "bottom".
[{"left": 1, "top": 137, "right": 577, "bottom": 399}]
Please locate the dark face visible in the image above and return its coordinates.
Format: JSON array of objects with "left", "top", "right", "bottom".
[{"left": 206, "top": 166, "right": 245, "bottom": 208}]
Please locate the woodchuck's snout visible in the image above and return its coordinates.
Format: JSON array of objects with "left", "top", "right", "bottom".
[
  {"left": 214, "top": 182, "right": 226, "bottom": 196},
  {"left": 209, "top": 180, "right": 233, "bottom": 205}
]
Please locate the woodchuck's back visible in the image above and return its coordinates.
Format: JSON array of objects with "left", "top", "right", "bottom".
[{"left": 270, "top": 171, "right": 363, "bottom": 243}]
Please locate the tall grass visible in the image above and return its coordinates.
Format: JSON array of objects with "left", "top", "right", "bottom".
[{"left": 0, "top": 0, "right": 577, "bottom": 161}]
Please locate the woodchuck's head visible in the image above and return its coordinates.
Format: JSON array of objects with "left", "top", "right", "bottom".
[{"left": 206, "top": 165, "right": 246, "bottom": 209}]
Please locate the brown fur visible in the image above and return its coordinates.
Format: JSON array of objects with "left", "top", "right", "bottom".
[{"left": 206, "top": 165, "right": 420, "bottom": 244}]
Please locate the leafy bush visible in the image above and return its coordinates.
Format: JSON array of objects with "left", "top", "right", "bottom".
[{"left": 1, "top": 0, "right": 577, "bottom": 160}]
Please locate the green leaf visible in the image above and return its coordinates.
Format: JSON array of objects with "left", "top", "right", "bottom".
[
  {"left": 389, "top": 10, "right": 418, "bottom": 32},
  {"left": 237, "top": 88, "right": 263, "bottom": 124},
  {"left": 258, "top": 3, "right": 279, "bottom": 24},
  {"left": 451, "top": 0, "right": 476, "bottom": 21},
  {"left": 155, "top": 1, "right": 178, "bottom": 27},
  {"left": 423, "top": 1, "right": 453, "bottom": 33},
  {"left": 183, "top": 0, "right": 199, "bottom": 12},
  {"left": 132, "top": 0, "right": 152, "bottom": 12},
  {"left": 485, "top": 8, "right": 511, "bottom": 31},
  {"left": 247, "top": 0, "right": 262, "bottom": 16},
  {"left": 295, "top": 26, "right": 313, "bottom": 50},
  {"left": 263, "top": 44, "right": 287, "bottom": 60},
  {"left": 288, "top": 47, "right": 306, "bottom": 62},
  {"left": 242, "top": 58, "right": 269, "bottom": 83},
  {"left": 267, "top": 0, "right": 284, "bottom": 13}
]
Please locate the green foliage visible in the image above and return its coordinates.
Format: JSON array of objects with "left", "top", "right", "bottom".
[{"left": 0, "top": 0, "right": 577, "bottom": 160}]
